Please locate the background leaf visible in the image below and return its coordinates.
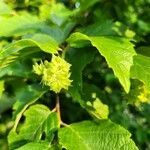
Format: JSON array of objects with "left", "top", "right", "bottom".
[
  {"left": 0, "top": 0, "right": 12, "bottom": 15},
  {"left": 50, "top": 3, "right": 73, "bottom": 26},
  {"left": 0, "top": 59, "right": 34, "bottom": 78},
  {"left": 79, "top": 20, "right": 116, "bottom": 36},
  {"left": 0, "top": 94, "right": 15, "bottom": 114},
  {"left": 131, "top": 54, "right": 150, "bottom": 92},
  {"left": 65, "top": 47, "right": 96, "bottom": 102},
  {"left": 74, "top": 0, "right": 99, "bottom": 12},
  {"left": 0, "top": 14, "right": 39, "bottom": 37}
]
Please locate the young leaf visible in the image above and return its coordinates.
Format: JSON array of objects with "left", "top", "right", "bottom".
[
  {"left": 59, "top": 120, "right": 138, "bottom": 150},
  {"left": 67, "top": 32, "right": 136, "bottom": 93},
  {"left": 131, "top": 54, "right": 150, "bottom": 92}
]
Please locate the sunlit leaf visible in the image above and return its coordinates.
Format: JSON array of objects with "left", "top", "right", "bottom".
[
  {"left": 131, "top": 54, "right": 150, "bottom": 92},
  {"left": 0, "top": 33, "right": 59, "bottom": 68},
  {"left": 67, "top": 32, "right": 136, "bottom": 93},
  {"left": 59, "top": 120, "right": 138, "bottom": 150}
]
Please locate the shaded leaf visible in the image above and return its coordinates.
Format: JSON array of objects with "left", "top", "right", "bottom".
[
  {"left": 0, "top": 59, "right": 33, "bottom": 78},
  {"left": 75, "top": 0, "right": 99, "bottom": 12},
  {"left": 0, "top": 94, "right": 15, "bottom": 114},
  {"left": 82, "top": 83, "right": 109, "bottom": 119},
  {"left": 79, "top": 20, "right": 116, "bottom": 36},
  {"left": 13, "top": 84, "right": 48, "bottom": 116},
  {"left": 136, "top": 46, "right": 150, "bottom": 57},
  {"left": 65, "top": 47, "right": 96, "bottom": 102},
  {"left": 8, "top": 104, "right": 58, "bottom": 150},
  {"left": 12, "top": 84, "right": 48, "bottom": 130}
]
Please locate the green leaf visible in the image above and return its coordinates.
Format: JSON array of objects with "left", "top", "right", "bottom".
[
  {"left": 0, "top": 12, "right": 75, "bottom": 43},
  {"left": 67, "top": 32, "right": 136, "bottom": 93},
  {"left": 82, "top": 83, "right": 109, "bottom": 119},
  {"left": 8, "top": 104, "right": 59, "bottom": 150},
  {"left": 86, "top": 98, "right": 109, "bottom": 119},
  {"left": 0, "top": 12, "right": 75, "bottom": 44},
  {"left": 79, "top": 20, "right": 117, "bottom": 36},
  {"left": 0, "top": 80, "right": 4, "bottom": 96},
  {"left": 23, "top": 34, "right": 59, "bottom": 53},
  {"left": 12, "top": 84, "right": 48, "bottom": 131},
  {"left": 0, "top": 33, "right": 59, "bottom": 68},
  {"left": 75, "top": 0, "right": 99, "bottom": 12},
  {"left": 82, "top": 83, "right": 106, "bottom": 102},
  {"left": 131, "top": 54, "right": 150, "bottom": 92},
  {"left": 136, "top": 46, "right": 150, "bottom": 57},
  {"left": 59, "top": 120, "right": 138, "bottom": 150},
  {"left": 65, "top": 47, "right": 96, "bottom": 102},
  {"left": 15, "top": 142, "right": 51, "bottom": 150},
  {"left": 16, "top": 142, "right": 60, "bottom": 150},
  {"left": 0, "top": 59, "right": 33, "bottom": 78},
  {"left": 0, "top": 1, "right": 12, "bottom": 15},
  {"left": 0, "top": 94, "right": 15, "bottom": 113},
  {"left": 50, "top": 3, "right": 73, "bottom": 26},
  {"left": 0, "top": 14, "right": 39, "bottom": 37}
]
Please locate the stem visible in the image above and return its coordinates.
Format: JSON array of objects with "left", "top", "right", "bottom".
[
  {"left": 61, "top": 121, "right": 69, "bottom": 127},
  {"left": 51, "top": 107, "right": 56, "bottom": 112},
  {"left": 56, "top": 94, "right": 61, "bottom": 127},
  {"left": 61, "top": 45, "right": 69, "bottom": 59}
]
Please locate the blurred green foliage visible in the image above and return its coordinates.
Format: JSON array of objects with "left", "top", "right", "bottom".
[{"left": 0, "top": 0, "right": 150, "bottom": 150}]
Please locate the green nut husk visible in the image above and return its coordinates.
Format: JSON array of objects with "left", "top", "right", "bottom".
[{"left": 33, "top": 55, "right": 72, "bottom": 93}]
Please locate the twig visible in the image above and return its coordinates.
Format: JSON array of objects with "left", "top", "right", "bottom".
[
  {"left": 56, "top": 94, "right": 61, "bottom": 127},
  {"left": 61, "top": 121, "right": 69, "bottom": 127}
]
